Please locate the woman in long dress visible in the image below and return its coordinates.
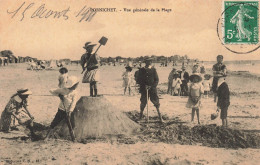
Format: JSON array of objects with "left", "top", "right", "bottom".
[{"left": 230, "top": 4, "right": 254, "bottom": 41}]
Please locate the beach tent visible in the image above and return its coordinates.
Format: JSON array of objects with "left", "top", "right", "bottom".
[{"left": 48, "top": 59, "right": 58, "bottom": 69}]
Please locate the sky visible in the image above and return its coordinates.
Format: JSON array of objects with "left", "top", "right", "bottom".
[{"left": 0, "top": 0, "right": 259, "bottom": 61}]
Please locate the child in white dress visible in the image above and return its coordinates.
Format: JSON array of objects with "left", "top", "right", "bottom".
[
  {"left": 122, "top": 66, "right": 133, "bottom": 95},
  {"left": 202, "top": 74, "right": 212, "bottom": 98},
  {"left": 186, "top": 73, "right": 204, "bottom": 124},
  {"left": 171, "top": 73, "right": 182, "bottom": 96}
]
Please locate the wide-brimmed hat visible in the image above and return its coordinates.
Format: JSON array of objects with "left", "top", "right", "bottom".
[
  {"left": 173, "top": 72, "right": 180, "bottom": 76},
  {"left": 189, "top": 73, "right": 202, "bottom": 82},
  {"left": 17, "top": 88, "right": 32, "bottom": 95},
  {"left": 64, "top": 76, "right": 79, "bottom": 89},
  {"left": 86, "top": 44, "right": 97, "bottom": 50},
  {"left": 83, "top": 42, "right": 91, "bottom": 49}
]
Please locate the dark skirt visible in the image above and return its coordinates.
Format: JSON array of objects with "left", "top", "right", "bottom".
[{"left": 212, "top": 77, "right": 219, "bottom": 93}]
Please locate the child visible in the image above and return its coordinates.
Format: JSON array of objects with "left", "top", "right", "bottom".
[
  {"left": 186, "top": 73, "right": 204, "bottom": 124},
  {"left": 217, "top": 76, "right": 230, "bottom": 127},
  {"left": 192, "top": 63, "right": 200, "bottom": 73},
  {"left": 49, "top": 76, "right": 79, "bottom": 130},
  {"left": 0, "top": 89, "right": 36, "bottom": 137},
  {"left": 58, "top": 67, "right": 69, "bottom": 88},
  {"left": 171, "top": 72, "right": 182, "bottom": 96},
  {"left": 122, "top": 65, "right": 133, "bottom": 95},
  {"left": 167, "top": 68, "right": 176, "bottom": 94},
  {"left": 202, "top": 74, "right": 212, "bottom": 98}
]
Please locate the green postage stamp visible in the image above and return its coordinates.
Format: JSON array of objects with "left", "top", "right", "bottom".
[{"left": 224, "top": 1, "right": 259, "bottom": 44}]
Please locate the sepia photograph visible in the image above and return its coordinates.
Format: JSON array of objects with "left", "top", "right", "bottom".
[{"left": 0, "top": 0, "right": 260, "bottom": 164}]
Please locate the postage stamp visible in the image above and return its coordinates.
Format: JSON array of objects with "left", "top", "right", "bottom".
[{"left": 224, "top": 1, "right": 259, "bottom": 44}]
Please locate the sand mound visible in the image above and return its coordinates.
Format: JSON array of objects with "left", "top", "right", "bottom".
[{"left": 56, "top": 96, "right": 140, "bottom": 141}]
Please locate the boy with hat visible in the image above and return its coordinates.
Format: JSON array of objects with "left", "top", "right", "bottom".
[
  {"left": 49, "top": 76, "right": 79, "bottom": 130},
  {"left": 212, "top": 55, "right": 227, "bottom": 102},
  {"left": 0, "top": 89, "right": 36, "bottom": 136},
  {"left": 81, "top": 43, "right": 100, "bottom": 97},
  {"left": 136, "top": 57, "right": 164, "bottom": 123},
  {"left": 186, "top": 73, "right": 204, "bottom": 124},
  {"left": 216, "top": 75, "right": 230, "bottom": 127},
  {"left": 122, "top": 63, "right": 133, "bottom": 95}
]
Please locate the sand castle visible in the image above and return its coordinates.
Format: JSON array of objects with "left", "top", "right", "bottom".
[{"left": 55, "top": 96, "right": 140, "bottom": 141}]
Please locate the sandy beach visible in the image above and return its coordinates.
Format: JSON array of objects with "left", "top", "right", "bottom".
[{"left": 0, "top": 63, "right": 260, "bottom": 164}]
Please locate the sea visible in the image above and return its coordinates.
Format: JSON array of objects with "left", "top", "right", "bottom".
[{"left": 203, "top": 60, "right": 260, "bottom": 75}]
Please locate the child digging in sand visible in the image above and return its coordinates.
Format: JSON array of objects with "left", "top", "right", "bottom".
[
  {"left": 122, "top": 64, "right": 133, "bottom": 95},
  {"left": 186, "top": 73, "right": 204, "bottom": 124},
  {"left": 0, "top": 89, "right": 38, "bottom": 139},
  {"left": 47, "top": 76, "right": 79, "bottom": 138}
]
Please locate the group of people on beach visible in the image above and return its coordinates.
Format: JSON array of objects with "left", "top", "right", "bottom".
[
  {"left": 120, "top": 55, "right": 230, "bottom": 126},
  {"left": 168, "top": 55, "right": 230, "bottom": 126},
  {"left": 0, "top": 40, "right": 231, "bottom": 140}
]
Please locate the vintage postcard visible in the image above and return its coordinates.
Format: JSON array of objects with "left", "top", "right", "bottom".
[{"left": 0, "top": 0, "right": 260, "bottom": 164}]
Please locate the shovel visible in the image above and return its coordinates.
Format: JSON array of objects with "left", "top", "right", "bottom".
[
  {"left": 94, "top": 36, "right": 108, "bottom": 54},
  {"left": 62, "top": 101, "right": 76, "bottom": 142},
  {"left": 146, "top": 86, "right": 150, "bottom": 127}
]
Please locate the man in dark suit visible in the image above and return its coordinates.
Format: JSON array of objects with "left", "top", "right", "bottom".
[
  {"left": 217, "top": 76, "right": 230, "bottom": 127},
  {"left": 136, "top": 58, "right": 164, "bottom": 123},
  {"left": 179, "top": 66, "right": 190, "bottom": 96}
]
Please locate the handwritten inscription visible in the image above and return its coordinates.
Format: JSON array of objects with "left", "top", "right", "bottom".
[{"left": 7, "top": 2, "right": 97, "bottom": 22}]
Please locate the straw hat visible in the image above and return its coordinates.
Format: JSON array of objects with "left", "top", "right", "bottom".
[
  {"left": 64, "top": 76, "right": 79, "bottom": 89},
  {"left": 189, "top": 73, "right": 202, "bottom": 82},
  {"left": 125, "top": 62, "right": 133, "bottom": 69},
  {"left": 87, "top": 44, "right": 97, "bottom": 49},
  {"left": 83, "top": 42, "right": 91, "bottom": 49},
  {"left": 17, "top": 88, "right": 32, "bottom": 95},
  {"left": 173, "top": 72, "right": 180, "bottom": 77}
]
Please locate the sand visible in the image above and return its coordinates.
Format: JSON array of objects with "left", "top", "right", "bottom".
[{"left": 0, "top": 63, "right": 260, "bottom": 164}]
